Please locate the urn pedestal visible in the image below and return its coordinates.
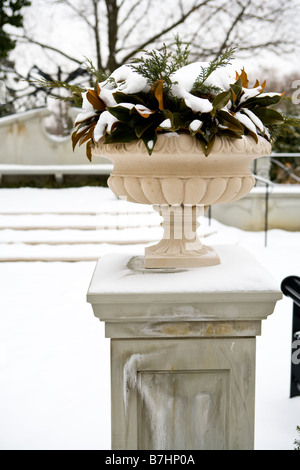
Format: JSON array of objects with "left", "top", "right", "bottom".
[
  {"left": 92, "top": 134, "right": 271, "bottom": 268},
  {"left": 87, "top": 246, "right": 282, "bottom": 450}
]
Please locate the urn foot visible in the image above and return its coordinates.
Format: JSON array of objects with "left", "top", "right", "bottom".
[{"left": 144, "top": 204, "right": 220, "bottom": 268}]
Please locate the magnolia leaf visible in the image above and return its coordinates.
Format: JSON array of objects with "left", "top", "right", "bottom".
[
  {"left": 260, "top": 80, "right": 266, "bottom": 93},
  {"left": 197, "top": 133, "right": 216, "bottom": 156},
  {"left": 75, "top": 113, "right": 97, "bottom": 127},
  {"left": 217, "top": 110, "right": 245, "bottom": 132},
  {"left": 107, "top": 105, "right": 131, "bottom": 122},
  {"left": 218, "top": 128, "right": 243, "bottom": 140},
  {"left": 86, "top": 143, "right": 92, "bottom": 162},
  {"left": 240, "top": 68, "right": 249, "bottom": 88},
  {"left": 104, "top": 123, "right": 137, "bottom": 143},
  {"left": 206, "top": 134, "right": 216, "bottom": 155},
  {"left": 240, "top": 93, "right": 281, "bottom": 109},
  {"left": 150, "top": 80, "right": 164, "bottom": 110},
  {"left": 135, "top": 121, "right": 154, "bottom": 139},
  {"left": 160, "top": 109, "right": 175, "bottom": 130},
  {"left": 212, "top": 90, "right": 231, "bottom": 113},
  {"left": 246, "top": 129, "right": 259, "bottom": 143},
  {"left": 75, "top": 119, "right": 94, "bottom": 131},
  {"left": 94, "top": 80, "right": 100, "bottom": 96},
  {"left": 112, "top": 91, "right": 146, "bottom": 106},
  {"left": 78, "top": 125, "right": 95, "bottom": 147},
  {"left": 137, "top": 121, "right": 159, "bottom": 155},
  {"left": 230, "top": 77, "right": 242, "bottom": 104},
  {"left": 143, "top": 132, "right": 157, "bottom": 155},
  {"left": 251, "top": 107, "right": 284, "bottom": 125},
  {"left": 172, "top": 111, "right": 189, "bottom": 130},
  {"left": 133, "top": 105, "right": 155, "bottom": 119},
  {"left": 86, "top": 89, "right": 106, "bottom": 111},
  {"left": 72, "top": 127, "right": 90, "bottom": 151}
]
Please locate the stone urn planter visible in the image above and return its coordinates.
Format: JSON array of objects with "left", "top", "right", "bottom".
[{"left": 92, "top": 133, "right": 271, "bottom": 268}]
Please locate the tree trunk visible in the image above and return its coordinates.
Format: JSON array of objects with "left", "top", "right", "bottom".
[{"left": 105, "top": 0, "right": 119, "bottom": 72}]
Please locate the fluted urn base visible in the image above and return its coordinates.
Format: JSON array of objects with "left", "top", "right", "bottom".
[
  {"left": 92, "top": 134, "right": 271, "bottom": 269},
  {"left": 145, "top": 204, "right": 220, "bottom": 268}
]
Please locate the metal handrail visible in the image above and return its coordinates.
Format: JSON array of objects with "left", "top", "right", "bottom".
[
  {"left": 207, "top": 174, "right": 274, "bottom": 246},
  {"left": 270, "top": 157, "right": 300, "bottom": 184},
  {"left": 254, "top": 174, "right": 275, "bottom": 247},
  {"left": 281, "top": 276, "right": 300, "bottom": 308},
  {"left": 281, "top": 276, "right": 300, "bottom": 398},
  {"left": 271, "top": 153, "right": 300, "bottom": 158}
]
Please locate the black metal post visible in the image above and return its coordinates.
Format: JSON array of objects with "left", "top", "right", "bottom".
[
  {"left": 291, "top": 302, "right": 300, "bottom": 398},
  {"left": 281, "top": 276, "right": 300, "bottom": 398},
  {"left": 208, "top": 205, "right": 211, "bottom": 226}
]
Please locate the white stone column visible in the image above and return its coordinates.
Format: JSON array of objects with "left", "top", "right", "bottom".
[{"left": 87, "top": 245, "right": 282, "bottom": 450}]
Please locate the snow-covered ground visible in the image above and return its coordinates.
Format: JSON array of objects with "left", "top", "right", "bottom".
[{"left": 0, "top": 186, "right": 299, "bottom": 450}]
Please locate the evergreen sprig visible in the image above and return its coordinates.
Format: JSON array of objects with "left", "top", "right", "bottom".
[
  {"left": 28, "top": 78, "right": 86, "bottom": 107},
  {"left": 83, "top": 57, "right": 111, "bottom": 84},
  {"left": 192, "top": 47, "right": 236, "bottom": 95},
  {"left": 129, "top": 34, "right": 191, "bottom": 92},
  {"left": 268, "top": 115, "right": 300, "bottom": 141}
]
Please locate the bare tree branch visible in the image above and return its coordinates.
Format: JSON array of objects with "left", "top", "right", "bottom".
[
  {"left": 11, "top": 34, "right": 83, "bottom": 65},
  {"left": 55, "top": 0, "right": 94, "bottom": 29},
  {"left": 9, "top": 0, "right": 300, "bottom": 79},
  {"left": 120, "top": 0, "right": 215, "bottom": 64},
  {"left": 214, "top": 0, "right": 252, "bottom": 58},
  {"left": 117, "top": 0, "right": 152, "bottom": 52}
]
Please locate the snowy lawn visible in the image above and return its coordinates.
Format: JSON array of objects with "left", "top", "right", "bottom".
[{"left": 0, "top": 187, "right": 299, "bottom": 450}]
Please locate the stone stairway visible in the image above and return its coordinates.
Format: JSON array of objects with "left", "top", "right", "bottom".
[
  {"left": 0, "top": 187, "right": 162, "bottom": 261},
  {"left": 0, "top": 187, "right": 219, "bottom": 262}
]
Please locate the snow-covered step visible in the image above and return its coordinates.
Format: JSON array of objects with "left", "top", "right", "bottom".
[
  {"left": 0, "top": 187, "right": 154, "bottom": 215},
  {"left": 0, "top": 212, "right": 161, "bottom": 230},
  {"left": 0, "top": 242, "right": 147, "bottom": 262},
  {"left": 0, "top": 227, "right": 163, "bottom": 245},
  {"left": 0, "top": 227, "right": 221, "bottom": 261}
]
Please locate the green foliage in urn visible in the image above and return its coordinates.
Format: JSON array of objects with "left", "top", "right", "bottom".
[{"left": 34, "top": 37, "right": 300, "bottom": 160}]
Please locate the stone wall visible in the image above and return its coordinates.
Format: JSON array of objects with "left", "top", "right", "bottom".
[
  {"left": 210, "top": 185, "right": 300, "bottom": 231},
  {"left": 0, "top": 107, "right": 109, "bottom": 166}
]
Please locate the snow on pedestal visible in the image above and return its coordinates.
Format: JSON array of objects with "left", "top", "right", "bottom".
[{"left": 87, "top": 245, "right": 282, "bottom": 450}]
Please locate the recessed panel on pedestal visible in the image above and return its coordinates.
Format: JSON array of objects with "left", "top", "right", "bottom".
[{"left": 137, "top": 370, "right": 229, "bottom": 450}]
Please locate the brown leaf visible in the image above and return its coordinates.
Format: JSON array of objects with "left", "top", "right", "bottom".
[
  {"left": 247, "top": 129, "right": 259, "bottom": 143},
  {"left": 78, "top": 125, "right": 95, "bottom": 147},
  {"left": 86, "top": 89, "right": 106, "bottom": 111},
  {"left": 260, "top": 80, "right": 266, "bottom": 92},
  {"left": 86, "top": 142, "right": 92, "bottom": 162},
  {"left": 150, "top": 80, "right": 164, "bottom": 110},
  {"left": 135, "top": 107, "right": 155, "bottom": 118},
  {"left": 240, "top": 68, "right": 249, "bottom": 88},
  {"left": 71, "top": 128, "right": 88, "bottom": 151},
  {"left": 75, "top": 114, "right": 96, "bottom": 127}
]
